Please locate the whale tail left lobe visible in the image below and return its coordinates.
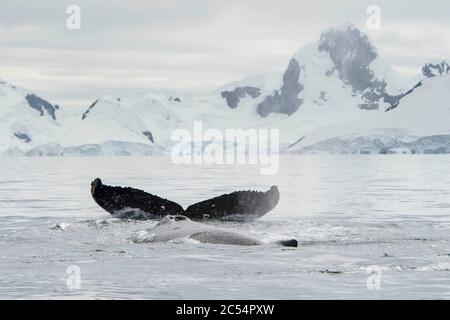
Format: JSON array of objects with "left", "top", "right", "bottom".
[{"left": 90, "top": 178, "right": 184, "bottom": 219}]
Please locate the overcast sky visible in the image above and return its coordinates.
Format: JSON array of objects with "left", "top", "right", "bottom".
[{"left": 1, "top": 0, "right": 449, "bottom": 108}]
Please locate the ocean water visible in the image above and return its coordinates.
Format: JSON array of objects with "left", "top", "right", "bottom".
[{"left": 1, "top": 155, "right": 450, "bottom": 299}]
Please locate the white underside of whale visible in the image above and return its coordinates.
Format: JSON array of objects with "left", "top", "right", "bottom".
[{"left": 131, "top": 215, "right": 262, "bottom": 246}]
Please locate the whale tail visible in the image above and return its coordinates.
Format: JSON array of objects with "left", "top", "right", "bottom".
[{"left": 90, "top": 178, "right": 280, "bottom": 221}]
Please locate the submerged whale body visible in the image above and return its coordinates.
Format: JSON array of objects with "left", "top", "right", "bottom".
[
  {"left": 133, "top": 215, "right": 298, "bottom": 247},
  {"left": 90, "top": 178, "right": 280, "bottom": 221}
]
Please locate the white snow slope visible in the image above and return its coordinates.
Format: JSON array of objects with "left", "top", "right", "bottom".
[{"left": 287, "top": 74, "right": 450, "bottom": 154}]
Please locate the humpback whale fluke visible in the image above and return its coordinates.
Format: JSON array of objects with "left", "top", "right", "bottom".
[{"left": 90, "top": 178, "right": 280, "bottom": 221}]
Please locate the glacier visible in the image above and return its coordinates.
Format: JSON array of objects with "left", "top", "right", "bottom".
[{"left": 287, "top": 74, "right": 450, "bottom": 154}]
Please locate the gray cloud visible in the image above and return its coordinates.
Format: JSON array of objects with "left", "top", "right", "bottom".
[{"left": 0, "top": 0, "right": 449, "bottom": 108}]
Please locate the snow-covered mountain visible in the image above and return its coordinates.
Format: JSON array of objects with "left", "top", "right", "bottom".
[
  {"left": 1, "top": 22, "right": 449, "bottom": 156},
  {"left": 0, "top": 80, "right": 64, "bottom": 155},
  {"left": 287, "top": 73, "right": 450, "bottom": 154}
]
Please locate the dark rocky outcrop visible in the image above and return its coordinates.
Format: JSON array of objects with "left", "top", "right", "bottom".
[
  {"left": 221, "top": 86, "right": 261, "bottom": 108},
  {"left": 142, "top": 130, "right": 154, "bottom": 143},
  {"left": 319, "top": 25, "right": 377, "bottom": 92},
  {"left": 82, "top": 99, "right": 99, "bottom": 120},
  {"left": 422, "top": 61, "right": 450, "bottom": 78},
  {"left": 14, "top": 132, "right": 31, "bottom": 143},
  {"left": 256, "top": 59, "right": 303, "bottom": 117},
  {"left": 25, "top": 94, "right": 59, "bottom": 120},
  {"left": 318, "top": 25, "right": 402, "bottom": 110},
  {"left": 169, "top": 96, "right": 182, "bottom": 102}
]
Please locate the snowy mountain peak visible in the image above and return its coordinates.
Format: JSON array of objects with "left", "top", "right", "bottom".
[
  {"left": 0, "top": 79, "right": 66, "bottom": 155},
  {"left": 0, "top": 79, "right": 59, "bottom": 121},
  {"left": 318, "top": 21, "right": 376, "bottom": 54},
  {"left": 318, "top": 23, "right": 378, "bottom": 91},
  {"left": 251, "top": 23, "right": 409, "bottom": 119},
  {"left": 328, "top": 21, "right": 359, "bottom": 32}
]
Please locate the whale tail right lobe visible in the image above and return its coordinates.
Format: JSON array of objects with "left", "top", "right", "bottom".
[
  {"left": 91, "top": 178, "right": 184, "bottom": 219},
  {"left": 184, "top": 186, "right": 280, "bottom": 220}
]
